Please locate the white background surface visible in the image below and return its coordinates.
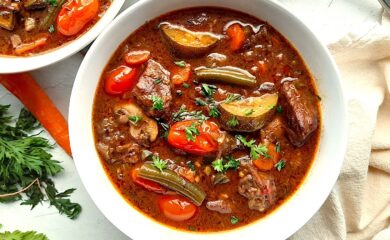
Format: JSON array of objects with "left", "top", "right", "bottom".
[{"left": 0, "top": 0, "right": 384, "bottom": 239}]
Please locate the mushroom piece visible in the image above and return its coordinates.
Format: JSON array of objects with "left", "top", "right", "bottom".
[{"left": 113, "top": 102, "right": 158, "bottom": 147}]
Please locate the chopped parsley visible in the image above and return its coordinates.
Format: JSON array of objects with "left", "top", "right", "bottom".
[
  {"left": 276, "top": 105, "right": 283, "bottom": 113},
  {"left": 211, "top": 156, "right": 240, "bottom": 173},
  {"left": 48, "top": 0, "right": 57, "bottom": 6},
  {"left": 244, "top": 108, "right": 254, "bottom": 116},
  {"left": 275, "top": 142, "right": 281, "bottom": 153},
  {"left": 128, "top": 115, "right": 142, "bottom": 125},
  {"left": 151, "top": 95, "right": 163, "bottom": 111},
  {"left": 201, "top": 83, "right": 216, "bottom": 97},
  {"left": 186, "top": 161, "right": 195, "bottom": 171},
  {"left": 208, "top": 106, "right": 220, "bottom": 118},
  {"left": 224, "top": 93, "right": 242, "bottom": 103},
  {"left": 48, "top": 25, "right": 55, "bottom": 33},
  {"left": 231, "top": 216, "right": 239, "bottom": 224},
  {"left": 195, "top": 98, "right": 207, "bottom": 106},
  {"left": 152, "top": 155, "right": 167, "bottom": 172},
  {"left": 174, "top": 60, "right": 186, "bottom": 68},
  {"left": 184, "top": 122, "right": 200, "bottom": 142},
  {"left": 172, "top": 105, "right": 209, "bottom": 122},
  {"left": 182, "top": 83, "right": 190, "bottom": 88},
  {"left": 274, "top": 159, "right": 286, "bottom": 171},
  {"left": 154, "top": 78, "right": 162, "bottom": 84},
  {"left": 236, "top": 135, "right": 269, "bottom": 159},
  {"left": 227, "top": 116, "right": 239, "bottom": 128}
]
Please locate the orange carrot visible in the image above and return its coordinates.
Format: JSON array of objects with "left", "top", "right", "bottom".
[
  {"left": 15, "top": 35, "right": 48, "bottom": 55},
  {"left": 0, "top": 73, "right": 72, "bottom": 156},
  {"left": 253, "top": 142, "right": 279, "bottom": 171},
  {"left": 226, "top": 24, "right": 245, "bottom": 51},
  {"left": 171, "top": 63, "right": 191, "bottom": 85},
  {"left": 124, "top": 50, "right": 151, "bottom": 66}
]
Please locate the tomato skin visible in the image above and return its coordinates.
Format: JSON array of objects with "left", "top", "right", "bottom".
[
  {"left": 167, "top": 120, "right": 220, "bottom": 155},
  {"left": 131, "top": 169, "right": 166, "bottom": 194},
  {"left": 104, "top": 65, "right": 138, "bottom": 95},
  {"left": 57, "top": 0, "right": 99, "bottom": 36},
  {"left": 158, "top": 195, "right": 197, "bottom": 221}
]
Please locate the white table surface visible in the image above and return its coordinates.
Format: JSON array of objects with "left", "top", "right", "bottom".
[{"left": 0, "top": 0, "right": 384, "bottom": 239}]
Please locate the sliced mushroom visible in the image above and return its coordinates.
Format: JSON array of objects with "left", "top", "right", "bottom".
[
  {"left": 24, "top": 17, "right": 36, "bottom": 31},
  {"left": 113, "top": 102, "right": 158, "bottom": 147}
]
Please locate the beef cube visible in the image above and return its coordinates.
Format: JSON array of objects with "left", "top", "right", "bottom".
[
  {"left": 133, "top": 59, "right": 172, "bottom": 118},
  {"left": 280, "top": 80, "right": 319, "bottom": 147}
]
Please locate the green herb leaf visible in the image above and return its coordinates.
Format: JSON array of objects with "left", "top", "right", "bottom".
[
  {"left": 244, "top": 108, "right": 254, "bottom": 116},
  {"left": 236, "top": 135, "right": 269, "bottom": 159},
  {"left": 176, "top": 90, "right": 183, "bottom": 96},
  {"left": 211, "top": 156, "right": 240, "bottom": 173},
  {"left": 184, "top": 122, "right": 200, "bottom": 142},
  {"left": 48, "top": 25, "right": 55, "bottom": 33},
  {"left": 211, "top": 159, "right": 224, "bottom": 172},
  {"left": 276, "top": 105, "right": 283, "bottom": 113},
  {"left": 223, "top": 156, "right": 240, "bottom": 170},
  {"left": 208, "top": 106, "right": 220, "bottom": 118},
  {"left": 224, "top": 93, "right": 242, "bottom": 103},
  {"left": 172, "top": 105, "right": 209, "bottom": 122},
  {"left": 151, "top": 95, "right": 163, "bottom": 111},
  {"left": 174, "top": 60, "right": 186, "bottom": 68},
  {"left": 186, "top": 161, "right": 195, "bottom": 171},
  {"left": 275, "top": 142, "right": 281, "bottom": 153},
  {"left": 182, "top": 83, "right": 190, "bottom": 88},
  {"left": 231, "top": 216, "right": 239, "bottom": 224},
  {"left": 227, "top": 116, "right": 239, "bottom": 128},
  {"left": 154, "top": 78, "right": 162, "bottom": 84},
  {"left": 152, "top": 155, "right": 167, "bottom": 172},
  {"left": 129, "top": 115, "right": 142, "bottom": 125},
  {"left": 201, "top": 83, "right": 216, "bottom": 97},
  {"left": 274, "top": 159, "right": 286, "bottom": 171},
  {"left": 47, "top": 0, "right": 57, "bottom": 6},
  {"left": 0, "top": 227, "right": 49, "bottom": 240},
  {"left": 195, "top": 98, "right": 207, "bottom": 106}
]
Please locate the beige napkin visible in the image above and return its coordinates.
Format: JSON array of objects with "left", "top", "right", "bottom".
[{"left": 291, "top": 11, "right": 390, "bottom": 240}]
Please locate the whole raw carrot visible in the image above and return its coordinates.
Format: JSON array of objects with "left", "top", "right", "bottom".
[{"left": 0, "top": 73, "right": 72, "bottom": 156}]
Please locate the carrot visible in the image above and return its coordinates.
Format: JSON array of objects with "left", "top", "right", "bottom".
[
  {"left": 14, "top": 35, "right": 48, "bottom": 55},
  {"left": 124, "top": 50, "right": 151, "bottom": 65},
  {"left": 253, "top": 142, "right": 279, "bottom": 171},
  {"left": 226, "top": 24, "right": 245, "bottom": 51},
  {"left": 0, "top": 73, "right": 72, "bottom": 156},
  {"left": 171, "top": 63, "right": 191, "bottom": 85}
]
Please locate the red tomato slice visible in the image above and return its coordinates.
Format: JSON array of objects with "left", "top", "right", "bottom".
[
  {"left": 124, "top": 50, "right": 151, "bottom": 66},
  {"left": 167, "top": 120, "right": 220, "bottom": 155},
  {"left": 104, "top": 65, "right": 138, "bottom": 95},
  {"left": 131, "top": 169, "right": 166, "bottom": 194},
  {"left": 158, "top": 195, "right": 197, "bottom": 221},
  {"left": 57, "top": 0, "right": 99, "bottom": 36}
]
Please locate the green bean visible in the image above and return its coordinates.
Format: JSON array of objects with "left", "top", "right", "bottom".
[
  {"left": 138, "top": 163, "right": 206, "bottom": 206},
  {"left": 195, "top": 67, "right": 257, "bottom": 87},
  {"left": 41, "top": 0, "right": 67, "bottom": 30}
]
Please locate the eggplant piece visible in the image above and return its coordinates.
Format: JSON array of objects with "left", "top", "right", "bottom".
[
  {"left": 218, "top": 93, "right": 278, "bottom": 132},
  {"left": 23, "top": 0, "right": 47, "bottom": 10},
  {"left": 160, "top": 22, "right": 220, "bottom": 57},
  {"left": 0, "top": 10, "right": 15, "bottom": 30}
]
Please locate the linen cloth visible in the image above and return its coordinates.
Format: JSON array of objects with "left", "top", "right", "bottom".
[{"left": 291, "top": 10, "right": 390, "bottom": 240}]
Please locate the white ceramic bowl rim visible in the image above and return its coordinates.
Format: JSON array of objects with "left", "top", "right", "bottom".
[
  {"left": 0, "top": 0, "right": 125, "bottom": 73},
  {"left": 69, "top": 1, "right": 347, "bottom": 239}
]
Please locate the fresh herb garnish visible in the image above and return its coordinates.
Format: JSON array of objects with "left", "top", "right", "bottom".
[
  {"left": 47, "top": 0, "right": 57, "bottom": 6},
  {"left": 276, "top": 105, "right": 283, "bottom": 113},
  {"left": 195, "top": 98, "right": 207, "bottom": 106},
  {"left": 157, "top": 120, "right": 169, "bottom": 139},
  {"left": 275, "top": 142, "right": 281, "bottom": 153},
  {"left": 174, "top": 60, "right": 186, "bottom": 68},
  {"left": 224, "top": 93, "right": 241, "bottom": 103},
  {"left": 231, "top": 216, "right": 239, "bottom": 224},
  {"left": 201, "top": 83, "right": 216, "bottom": 97},
  {"left": 0, "top": 225, "right": 49, "bottom": 240},
  {"left": 184, "top": 122, "right": 200, "bottom": 142},
  {"left": 152, "top": 155, "right": 167, "bottom": 172},
  {"left": 182, "top": 83, "right": 190, "bottom": 88},
  {"left": 151, "top": 95, "right": 163, "bottom": 111},
  {"left": 211, "top": 156, "right": 240, "bottom": 173},
  {"left": 154, "top": 78, "right": 162, "bottom": 84},
  {"left": 236, "top": 135, "right": 269, "bottom": 159},
  {"left": 0, "top": 105, "right": 81, "bottom": 219},
  {"left": 129, "top": 115, "right": 142, "bottom": 125},
  {"left": 227, "top": 116, "right": 239, "bottom": 127},
  {"left": 172, "top": 105, "right": 209, "bottom": 122},
  {"left": 244, "top": 108, "right": 254, "bottom": 116},
  {"left": 176, "top": 90, "right": 183, "bottom": 96},
  {"left": 274, "top": 159, "right": 286, "bottom": 171},
  {"left": 48, "top": 25, "right": 55, "bottom": 33},
  {"left": 186, "top": 161, "right": 195, "bottom": 171},
  {"left": 208, "top": 106, "right": 220, "bottom": 118}
]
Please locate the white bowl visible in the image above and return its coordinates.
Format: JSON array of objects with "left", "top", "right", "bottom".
[
  {"left": 69, "top": 0, "right": 347, "bottom": 239},
  {"left": 0, "top": 0, "right": 125, "bottom": 73}
]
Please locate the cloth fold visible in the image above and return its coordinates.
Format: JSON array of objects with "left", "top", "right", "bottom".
[{"left": 291, "top": 10, "right": 390, "bottom": 240}]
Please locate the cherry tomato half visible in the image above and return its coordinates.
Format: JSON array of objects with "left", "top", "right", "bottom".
[
  {"left": 167, "top": 120, "right": 220, "bottom": 155},
  {"left": 104, "top": 65, "right": 139, "bottom": 95},
  {"left": 57, "top": 0, "right": 99, "bottom": 36},
  {"left": 131, "top": 168, "right": 166, "bottom": 194},
  {"left": 158, "top": 195, "right": 197, "bottom": 221}
]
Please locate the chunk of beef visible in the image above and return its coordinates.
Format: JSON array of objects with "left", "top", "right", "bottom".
[
  {"left": 216, "top": 132, "right": 240, "bottom": 158},
  {"left": 238, "top": 163, "right": 276, "bottom": 212},
  {"left": 133, "top": 59, "right": 172, "bottom": 118},
  {"left": 261, "top": 115, "right": 285, "bottom": 143},
  {"left": 0, "top": 10, "right": 15, "bottom": 30},
  {"left": 280, "top": 80, "right": 319, "bottom": 147},
  {"left": 206, "top": 200, "right": 232, "bottom": 214},
  {"left": 23, "top": 0, "right": 47, "bottom": 10}
]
